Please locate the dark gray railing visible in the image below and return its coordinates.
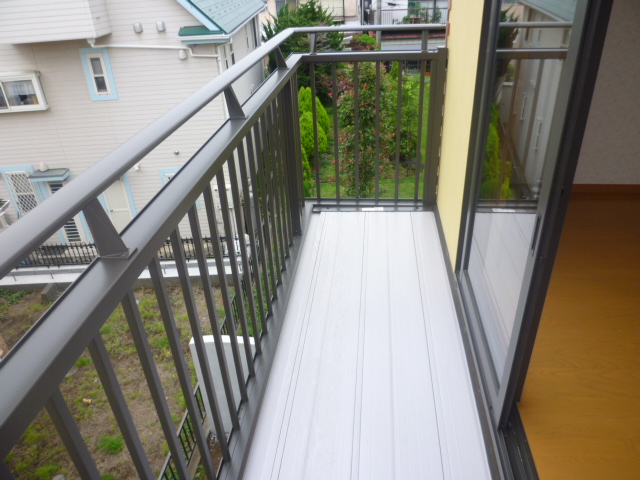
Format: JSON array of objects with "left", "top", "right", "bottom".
[{"left": 0, "top": 25, "right": 447, "bottom": 480}]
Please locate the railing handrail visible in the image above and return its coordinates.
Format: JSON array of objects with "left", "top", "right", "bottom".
[{"left": 0, "top": 24, "right": 446, "bottom": 279}]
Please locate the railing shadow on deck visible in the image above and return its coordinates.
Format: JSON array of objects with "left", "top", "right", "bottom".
[{"left": 0, "top": 25, "right": 447, "bottom": 480}]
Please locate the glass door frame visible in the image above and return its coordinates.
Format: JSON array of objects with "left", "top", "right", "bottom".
[{"left": 455, "top": 0, "right": 613, "bottom": 451}]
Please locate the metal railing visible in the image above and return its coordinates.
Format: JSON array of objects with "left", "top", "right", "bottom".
[
  {"left": 365, "top": 7, "right": 449, "bottom": 26},
  {"left": 15, "top": 236, "right": 245, "bottom": 268},
  {"left": 0, "top": 25, "right": 447, "bottom": 480},
  {"left": 160, "top": 385, "right": 207, "bottom": 480}
]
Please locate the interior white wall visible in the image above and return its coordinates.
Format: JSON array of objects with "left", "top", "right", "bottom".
[{"left": 574, "top": 0, "right": 640, "bottom": 185}]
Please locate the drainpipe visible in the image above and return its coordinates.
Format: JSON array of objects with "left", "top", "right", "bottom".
[{"left": 86, "top": 39, "right": 219, "bottom": 59}]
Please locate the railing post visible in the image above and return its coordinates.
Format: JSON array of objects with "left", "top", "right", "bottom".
[
  {"left": 424, "top": 47, "right": 448, "bottom": 206},
  {"left": 280, "top": 78, "right": 303, "bottom": 236}
]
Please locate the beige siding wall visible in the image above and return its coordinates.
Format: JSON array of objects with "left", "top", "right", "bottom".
[
  {"left": 0, "top": 0, "right": 112, "bottom": 44},
  {"left": 88, "top": 0, "right": 112, "bottom": 38},
  {"left": 0, "top": 0, "right": 263, "bottom": 244}
]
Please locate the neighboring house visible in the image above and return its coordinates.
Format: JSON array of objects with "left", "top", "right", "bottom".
[
  {"left": 360, "top": 0, "right": 449, "bottom": 50},
  {"left": 498, "top": 0, "right": 572, "bottom": 199},
  {"left": 0, "top": 0, "right": 265, "bottom": 244}
]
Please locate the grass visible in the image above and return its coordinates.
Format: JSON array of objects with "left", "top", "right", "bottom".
[
  {"left": 96, "top": 434, "right": 124, "bottom": 454},
  {"left": 316, "top": 153, "right": 424, "bottom": 200},
  {"left": 4, "top": 285, "right": 229, "bottom": 479}
]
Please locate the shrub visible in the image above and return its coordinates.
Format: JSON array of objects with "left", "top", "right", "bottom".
[
  {"left": 301, "top": 147, "right": 313, "bottom": 197},
  {"left": 480, "top": 104, "right": 513, "bottom": 199},
  {"left": 298, "top": 87, "right": 330, "bottom": 135},
  {"left": 300, "top": 111, "right": 327, "bottom": 163}
]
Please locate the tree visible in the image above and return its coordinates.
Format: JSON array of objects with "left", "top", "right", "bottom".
[{"left": 263, "top": 0, "right": 344, "bottom": 99}]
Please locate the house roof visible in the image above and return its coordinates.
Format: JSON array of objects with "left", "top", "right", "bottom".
[
  {"left": 520, "top": 0, "right": 576, "bottom": 21},
  {"left": 176, "top": 0, "right": 266, "bottom": 35}
]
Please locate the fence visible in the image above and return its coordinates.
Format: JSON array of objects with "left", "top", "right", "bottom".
[
  {"left": 16, "top": 236, "right": 245, "bottom": 268},
  {"left": 365, "top": 7, "right": 449, "bottom": 26},
  {"left": 159, "top": 385, "right": 207, "bottom": 480}
]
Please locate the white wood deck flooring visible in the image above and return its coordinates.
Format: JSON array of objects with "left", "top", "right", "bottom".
[{"left": 243, "top": 212, "right": 491, "bottom": 480}]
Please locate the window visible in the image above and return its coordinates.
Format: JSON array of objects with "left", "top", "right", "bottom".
[
  {"left": 0, "top": 72, "right": 48, "bottom": 113},
  {"left": 49, "top": 182, "right": 83, "bottom": 243},
  {"left": 79, "top": 48, "right": 118, "bottom": 101},
  {"left": 3, "top": 171, "right": 39, "bottom": 216},
  {"left": 229, "top": 43, "right": 236, "bottom": 65}
]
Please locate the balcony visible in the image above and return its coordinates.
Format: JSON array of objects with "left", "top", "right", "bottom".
[{"left": 0, "top": 20, "right": 572, "bottom": 479}]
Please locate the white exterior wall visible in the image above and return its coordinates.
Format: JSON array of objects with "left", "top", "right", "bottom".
[
  {"left": 0, "top": 0, "right": 262, "bottom": 244},
  {"left": 0, "top": 0, "right": 112, "bottom": 44}
]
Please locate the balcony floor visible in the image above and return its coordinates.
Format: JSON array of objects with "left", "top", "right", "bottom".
[{"left": 244, "top": 211, "right": 491, "bottom": 479}]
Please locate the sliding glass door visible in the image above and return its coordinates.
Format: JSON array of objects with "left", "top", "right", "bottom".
[{"left": 457, "top": 0, "right": 587, "bottom": 428}]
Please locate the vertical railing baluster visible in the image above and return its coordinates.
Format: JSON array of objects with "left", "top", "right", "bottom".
[
  {"left": 250, "top": 123, "right": 278, "bottom": 300},
  {"left": 354, "top": 62, "right": 361, "bottom": 201},
  {"left": 415, "top": 56, "right": 427, "bottom": 201},
  {"left": 45, "top": 389, "right": 102, "bottom": 479},
  {"left": 332, "top": 62, "right": 340, "bottom": 201},
  {"left": 236, "top": 138, "right": 268, "bottom": 331},
  {"left": 147, "top": 255, "right": 218, "bottom": 477},
  {"left": 310, "top": 63, "right": 321, "bottom": 201},
  {"left": 228, "top": 154, "right": 262, "bottom": 351},
  {"left": 170, "top": 226, "right": 239, "bottom": 444},
  {"left": 215, "top": 170, "right": 257, "bottom": 377},
  {"left": 394, "top": 60, "right": 403, "bottom": 201},
  {"left": 120, "top": 290, "right": 191, "bottom": 479},
  {"left": 265, "top": 104, "right": 287, "bottom": 271},
  {"left": 246, "top": 128, "right": 275, "bottom": 311},
  {"left": 259, "top": 113, "right": 283, "bottom": 284},
  {"left": 375, "top": 61, "right": 382, "bottom": 203},
  {"left": 274, "top": 95, "right": 294, "bottom": 247},
  {"left": 280, "top": 77, "right": 303, "bottom": 237},
  {"left": 189, "top": 198, "right": 251, "bottom": 400},
  {"left": 290, "top": 73, "right": 306, "bottom": 213},
  {"left": 88, "top": 335, "right": 156, "bottom": 478},
  {"left": 424, "top": 48, "right": 447, "bottom": 205}
]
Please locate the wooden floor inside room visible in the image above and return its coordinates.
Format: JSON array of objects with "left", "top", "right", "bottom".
[{"left": 519, "top": 191, "right": 640, "bottom": 479}]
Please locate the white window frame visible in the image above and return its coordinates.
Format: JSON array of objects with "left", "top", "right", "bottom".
[
  {"left": 87, "top": 53, "right": 111, "bottom": 95},
  {"left": 79, "top": 48, "right": 118, "bottom": 101},
  {"left": 0, "top": 72, "right": 48, "bottom": 114}
]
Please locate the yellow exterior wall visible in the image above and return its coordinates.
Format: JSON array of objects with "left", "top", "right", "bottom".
[{"left": 436, "top": 0, "right": 485, "bottom": 265}]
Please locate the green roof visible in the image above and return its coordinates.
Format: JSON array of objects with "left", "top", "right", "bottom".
[
  {"left": 177, "top": 0, "right": 266, "bottom": 35},
  {"left": 521, "top": 0, "right": 576, "bottom": 21},
  {"left": 179, "top": 25, "right": 223, "bottom": 36}
]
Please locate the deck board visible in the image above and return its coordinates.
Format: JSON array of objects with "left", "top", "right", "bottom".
[{"left": 243, "top": 211, "right": 490, "bottom": 479}]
